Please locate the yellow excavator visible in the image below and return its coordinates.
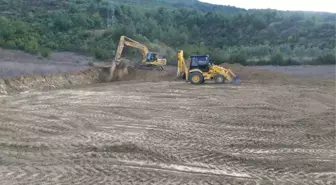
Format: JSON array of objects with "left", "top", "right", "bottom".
[
  {"left": 177, "top": 50, "right": 241, "bottom": 85},
  {"left": 93, "top": 35, "right": 167, "bottom": 82},
  {"left": 114, "top": 36, "right": 167, "bottom": 71}
]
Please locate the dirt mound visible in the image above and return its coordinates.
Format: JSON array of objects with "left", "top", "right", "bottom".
[
  {"left": 122, "top": 65, "right": 177, "bottom": 82},
  {"left": 0, "top": 65, "right": 178, "bottom": 95},
  {"left": 0, "top": 68, "right": 101, "bottom": 94},
  {"left": 221, "top": 63, "right": 292, "bottom": 83}
]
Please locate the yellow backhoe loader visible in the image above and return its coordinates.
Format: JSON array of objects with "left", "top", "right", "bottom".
[
  {"left": 115, "top": 36, "right": 167, "bottom": 71},
  {"left": 177, "top": 50, "right": 241, "bottom": 85}
]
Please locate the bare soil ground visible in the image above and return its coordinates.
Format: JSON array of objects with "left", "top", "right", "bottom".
[
  {"left": 0, "top": 49, "right": 335, "bottom": 185},
  {"left": 252, "top": 65, "right": 336, "bottom": 79},
  {"left": 0, "top": 48, "right": 92, "bottom": 78}
]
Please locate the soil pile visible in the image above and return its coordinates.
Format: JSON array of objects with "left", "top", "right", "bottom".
[
  {"left": 94, "top": 59, "right": 177, "bottom": 83},
  {"left": 122, "top": 65, "right": 177, "bottom": 82},
  {"left": 0, "top": 68, "right": 101, "bottom": 94}
]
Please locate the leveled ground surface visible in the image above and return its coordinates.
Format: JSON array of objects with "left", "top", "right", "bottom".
[
  {"left": 0, "top": 49, "right": 335, "bottom": 185},
  {"left": 0, "top": 71, "right": 335, "bottom": 184}
]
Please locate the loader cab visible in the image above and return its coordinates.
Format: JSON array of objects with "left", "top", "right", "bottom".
[{"left": 190, "top": 55, "right": 211, "bottom": 72}]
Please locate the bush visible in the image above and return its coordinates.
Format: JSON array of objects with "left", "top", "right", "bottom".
[
  {"left": 94, "top": 48, "right": 110, "bottom": 60},
  {"left": 315, "top": 53, "right": 336, "bottom": 64},
  {"left": 0, "top": 38, "right": 4, "bottom": 46},
  {"left": 40, "top": 47, "right": 51, "bottom": 58},
  {"left": 253, "top": 60, "right": 270, "bottom": 66},
  {"left": 229, "top": 54, "right": 247, "bottom": 65},
  {"left": 24, "top": 39, "right": 39, "bottom": 54},
  {"left": 88, "top": 61, "right": 94, "bottom": 66},
  {"left": 270, "top": 52, "right": 284, "bottom": 65},
  {"left": 284, "top": 58, "right": 300, "bottom": 65}
]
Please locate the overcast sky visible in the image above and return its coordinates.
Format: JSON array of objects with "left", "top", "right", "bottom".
[{"left": 199, "top": 0, "right": 336, "bottom": 13}]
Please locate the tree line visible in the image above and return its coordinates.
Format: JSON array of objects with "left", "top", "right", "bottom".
[{"left": 0, "top": 0, "right": 335, "bottom": 65}]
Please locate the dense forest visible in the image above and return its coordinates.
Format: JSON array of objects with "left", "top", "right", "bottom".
[{"left": 0, "top": 0, "right": 335, "bottom": 65}]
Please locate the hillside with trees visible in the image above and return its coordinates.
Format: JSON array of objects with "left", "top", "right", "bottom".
[{"left": 0, "top": 0, "right": 335, "bottom": 65}]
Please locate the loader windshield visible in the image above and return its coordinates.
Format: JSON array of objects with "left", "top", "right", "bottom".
[
  {"left": 197, "top": 56, "right": 209, "bottom": 64},
  {"left": 191, "top": 56, "right": 210, "bottom": 65}
]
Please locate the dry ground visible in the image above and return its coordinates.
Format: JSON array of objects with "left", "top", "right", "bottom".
[
  {"left": 0, "top": 48, "right": 92, "bottom": 78},
  {"left": 0, "top": 65, "right": 335, "bottom": 185},
  {"left": 0, "top": 49, "right": 335, "bottom": 184},
  {"left": 252, "top": 65, "right": 336, "bottom": 79}
]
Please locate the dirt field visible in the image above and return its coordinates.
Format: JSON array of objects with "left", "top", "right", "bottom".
[
  {"left": 252, "top": 65, "right": 336, "bottom": 79},
  {"left": 0, "top": 50, "right": 335, "bottom": 185},
  {"left": 0, "top": 48, "right": 92, "bottom": 78}
]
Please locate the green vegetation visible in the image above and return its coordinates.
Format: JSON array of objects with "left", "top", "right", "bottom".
[{"left": 0, "top": 0, "right": 335, "bottom": 65}]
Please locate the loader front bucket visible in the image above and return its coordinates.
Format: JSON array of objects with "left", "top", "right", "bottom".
[{"left": 231, "top": 75, "right": 241, "bottom": 84}]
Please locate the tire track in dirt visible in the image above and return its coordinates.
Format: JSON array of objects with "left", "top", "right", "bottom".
[
  {"left": 0, "top": 81, "right": 335, "bottom": 184},
  {"left": 146, "top": 126, "right": 335, "bottom": 184},
  {"left": 0, "top": 164, "right": 257, "bottom": 185},
  {"left": 144, "top": 83, "right": 335, "bottom": 184}
]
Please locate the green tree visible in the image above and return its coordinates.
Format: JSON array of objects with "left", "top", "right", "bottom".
[
  {"left": 24, "top": 39, "right": 39, "bottom": 54},
  {"left": 271, "top": 52, "right": 284, "bottom": 65},
  {"left": 0, "top": 0, "right": 334, "bottom": 65}
]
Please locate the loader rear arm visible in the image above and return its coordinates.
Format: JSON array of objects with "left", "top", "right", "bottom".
[{"left": 177, "top": 50, "right": 189, "bottom": 80}]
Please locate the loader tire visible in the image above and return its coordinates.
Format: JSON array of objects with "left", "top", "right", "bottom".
[
  {"left": 214, "top": 74, "right": 226, "bottom": 84},
  {"left": 189, "top": 72, "right": 204, "bottom": 85}
]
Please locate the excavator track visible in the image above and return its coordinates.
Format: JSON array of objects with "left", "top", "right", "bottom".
[{"left": 134, "top": 64, "right": 164, "bottom": 71}]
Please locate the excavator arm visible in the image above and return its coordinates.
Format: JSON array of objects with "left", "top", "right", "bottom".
[
  {"left": 114, "top": 36, "right": 149, "bottom": 63},
  {"left": 102, "top": 36, "right": 150, "bottom": 82}
]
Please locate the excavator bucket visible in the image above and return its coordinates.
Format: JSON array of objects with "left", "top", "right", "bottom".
[
  {"left": 112, "top": 60, "right": 129, "bottom": 80},
  {"left": 94, "top": 59, "right": 129, "bottom": 82}
]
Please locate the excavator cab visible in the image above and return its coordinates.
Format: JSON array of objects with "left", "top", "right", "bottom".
[
  {"left": 142, "top": 52, "right": 166, "bottom": 71},
  {"left": 146, "top": 52, "right": 158, "bottom": 62}
]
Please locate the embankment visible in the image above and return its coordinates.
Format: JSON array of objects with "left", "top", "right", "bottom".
[
  {"left": 0, "top": 66, "right": 178, "bottom": 95},
  {"left": 0, "top": 68, "right": 101, "bottom": 94}
]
